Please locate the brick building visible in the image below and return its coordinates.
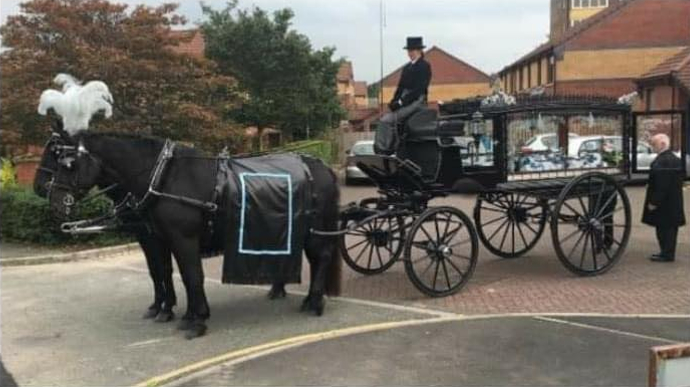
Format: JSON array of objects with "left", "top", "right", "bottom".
[
  {"left": 550, "top": 0, "right": 624, "bottom": 41},
  {"left": 380, "top": 46, "right": 491, "bottom": 105},
  {"left": 636, "top": 47, "right": 690, "bottom": 175},
  {"left": 337, "top": 61, "right": 370, "bottom": 110},
  {"left": 169, "top": 29, "right": 205, "bottom": 58},
  {"left": 500, "top": 0, "right": 690, "bottom": 97}
]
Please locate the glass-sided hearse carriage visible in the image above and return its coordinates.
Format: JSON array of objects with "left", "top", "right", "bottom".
[{"left": 339, "top": 95, "right": 635, "bottom": 297}]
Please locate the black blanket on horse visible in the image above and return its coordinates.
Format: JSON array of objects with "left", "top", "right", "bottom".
[{"left": 219, "top": 153, "right": 312, "bottom": 285}]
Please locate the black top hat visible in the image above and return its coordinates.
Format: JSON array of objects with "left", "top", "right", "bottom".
[{"left": 404, "top": 37, "right": 426, "bottom": 50}]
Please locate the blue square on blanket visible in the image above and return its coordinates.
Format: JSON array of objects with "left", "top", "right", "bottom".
[{"left": 238, "top": 172, "right": 293, "bottom": 255}]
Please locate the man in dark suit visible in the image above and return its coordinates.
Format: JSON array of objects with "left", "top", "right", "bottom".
[
  {"left": 374, "top": 37, "right": 432, "bottom": 155},
  {"left": 642, "top": 134, "right": 686, "bottom": 262}
]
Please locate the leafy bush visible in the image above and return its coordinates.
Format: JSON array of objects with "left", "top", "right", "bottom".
[
  {"left": 1, "top": 158, "right": 17, "bottom": 189},
  {"left": 277, "top": 140, "right": 335, "bottom": 165},
  {"left": 0, "top": 186, "right": 132, "bottom": 247}
]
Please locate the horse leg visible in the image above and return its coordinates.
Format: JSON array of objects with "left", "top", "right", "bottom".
[
  {"left": 138, "top": 234, "right": 166, "bottom": 319},
  {"left": 154, "top": 242, "right": 176, "bottom": 323},
  {"left": 302, "top": 235, "right": 336, "bottom": 316},
  {"left": 267, "top": 283, "right": 287, "bottom": 300},
  {"left": 300, "top": 255, "right": 318, "bottom": 312},
  {"left": 169, "top": 236, "right": 210, "bottom": 339}
]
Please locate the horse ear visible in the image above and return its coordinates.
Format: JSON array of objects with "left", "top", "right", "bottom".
[{"left": 50, "top": 117, "right": 68, "bottom": 138}]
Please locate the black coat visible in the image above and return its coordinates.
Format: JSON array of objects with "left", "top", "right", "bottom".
[
  {"left": 391, "top": 58, "right": 432, "bottom": 108},
  {"left": 642, "top": 150, "right": 686, "bottom": 227}
]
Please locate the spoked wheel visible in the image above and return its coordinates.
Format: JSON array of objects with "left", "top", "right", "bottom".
[
  {"left": 340, "top": 214, "right": 406, "bottom": 275},
  {"left": 404, "top": 207, "right": 479, "bottom": 297},
  {"left": 551, "top": 172, "right": 631, "bottom": 276},
  {"left": 474, "top": 192, "right": 547, "bottom": 259}
]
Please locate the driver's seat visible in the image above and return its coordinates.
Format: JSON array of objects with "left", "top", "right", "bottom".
[
  {"left": 404, "top": 108, "right": 438, "bottom": 140},
  {"left": 397, "top": 108, "right": 441, "bottom": 181}
]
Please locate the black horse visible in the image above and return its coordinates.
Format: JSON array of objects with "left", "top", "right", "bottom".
[
  {"left": 34, "top": 122, "right": 178, "bottom": 323},
  {"left": 35, "top": 127, "right": 342, "bottom": 339}
]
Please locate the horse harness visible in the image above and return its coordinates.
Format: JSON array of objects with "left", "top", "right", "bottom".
[{"left": 57, "top": 139, "right": 323, "bottom": 236}]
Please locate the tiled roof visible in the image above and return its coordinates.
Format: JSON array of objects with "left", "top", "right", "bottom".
[
  {"left": 169, "top": 29, "right": 205, "bottom": 58},
  {"left": 354, "top": 81, "right": 367, "bottom": 96},
  {"left": 640, "top": 46, "right": 690, "bottom": 90},
  {"left": 567, "top": 0, "right": 690, "bottom": 51},
  {"left": 337, "top": 62, "right": 354, "bottom": 82},
  {"left": 502, "top": 0, "right": 690, "bottom": 71},
  {"left": 381, "top": 46, "right": 490, "bottom": 87}
]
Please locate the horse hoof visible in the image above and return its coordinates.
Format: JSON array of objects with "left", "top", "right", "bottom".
[
  {"left": 142, "top": 307, "right": 160, "bottom": 319},
  {"left": 155, "top": 310, "right": 175, "bottom": 323},
  {"left": 310, "top": 298, "right": 325, "bottom": 316},
  {"left": 267, "top": 287, "right": 287, "bottom": 300},
  {"left": 184, "top": 322, "right": 207, "bottom": 340},
  {"left": 177, "top": 318, "right": 194, "bottom": 331},
  {"left": 312, "top": 303, "right": 324, "bottom": 317}
]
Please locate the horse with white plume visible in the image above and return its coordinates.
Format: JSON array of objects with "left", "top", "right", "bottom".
[
  {"left": 38, "top": 73, "right": 114, "bottom": 135},
  {"left": 35, "top": 74, "right": 180, "bottom": 326}
]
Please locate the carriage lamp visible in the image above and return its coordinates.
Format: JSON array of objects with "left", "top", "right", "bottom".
[{"left": 470, "top": 111, "right": 486, "bottom": 149}]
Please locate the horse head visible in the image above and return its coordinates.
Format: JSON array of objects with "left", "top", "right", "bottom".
[
  {"left": 34, "top": 118, "right": 72, "bottom": 198},
  {"left": 37, "top": 130, "right": 104, "bottom": 219}
]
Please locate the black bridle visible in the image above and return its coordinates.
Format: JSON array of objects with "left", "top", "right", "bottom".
[
  {"left": 42, "top": 134, "right": 118, "bottom": 216},
  {"left": 47, "top": 137, "right": 218, "bottom": 224}
]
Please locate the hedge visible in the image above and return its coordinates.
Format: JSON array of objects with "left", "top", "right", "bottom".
[
  {"left": 0, "top": 186, "right": 132, "bottom": 247},
  {"left": 275, "top": 140, "right": 336, "bottom": 165}
]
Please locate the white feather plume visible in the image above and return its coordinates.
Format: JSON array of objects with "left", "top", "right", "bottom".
[{"left": 38, "top": 73, "right": 114, "bottom": 135}]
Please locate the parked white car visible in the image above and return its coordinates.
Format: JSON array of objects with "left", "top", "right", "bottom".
[
  {"left": 345, "top": 140, "right": 375, "bottom": 185},
  {"left": 567, "top": 136, "right": 657, "bottom": 170},
  {"left": 517, "top": 134, "right": 659, "bottom": 171}
]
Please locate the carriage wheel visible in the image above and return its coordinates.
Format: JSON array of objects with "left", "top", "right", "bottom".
[
  {"left": 404, "top": 207, "right": 478, "bottom": 297},
  {"left": 551, "top": 173, "right": 631, "bottom": 276},
  {"left": 474, "top": 192, "right": 547, "bottom": 259},
  {"left": 339, "top": 214, "right": 406, "bottom": 275}
]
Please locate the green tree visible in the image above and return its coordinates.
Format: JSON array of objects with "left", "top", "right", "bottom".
[
  {"left": 0, "top": 0, "right": 242, "bottom": 153},
  {"left": 201, "top": 1, "right": 344, "bottom": 149}
]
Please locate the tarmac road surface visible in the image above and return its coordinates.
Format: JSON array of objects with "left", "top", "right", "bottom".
[
  {"left": 0, "top": 254, "right": 432, "bottom": 386},
  {"left": 173, "top": 316, "right": 690, "bottom": 387},
  {"left": 1, "top": 185, "right": 689, "bottom": 386}
]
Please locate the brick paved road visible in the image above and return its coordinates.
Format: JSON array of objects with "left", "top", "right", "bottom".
[
  {"left": 126, "top": 185, "right": 688, "bottom": 315},
  {"left": 332, "top": 185, "right": 690, "bottom": 315}
]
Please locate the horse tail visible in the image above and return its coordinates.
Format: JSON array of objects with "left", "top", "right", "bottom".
[{"left": 324, "top": 166, "right": 342, "bottom": 297}]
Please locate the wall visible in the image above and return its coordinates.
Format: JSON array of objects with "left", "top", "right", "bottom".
[
  {"left": 382, "top": 82, "right": 490, "bottom": 104},
  {"left": 557, "top": 47, "right": 687, "bottom": 81},
  {"left": 641, "top": 84, "right": 689, "bottom": 112},
  {"left": 14, "top": 159, "right": 40, "bottom": 186},
  {"left": 550, "top": 0, "right": 570, "bottom": 41},
  {"left": 338, "top": 81, "right": 354, "bottom": 97},
  {"left": 570, "top": 7, "right": 606, "bottom": 25}
]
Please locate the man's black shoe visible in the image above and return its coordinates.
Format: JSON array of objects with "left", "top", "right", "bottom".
[{"left": 650, "top": 254, "right": 675, "bottom": 262}]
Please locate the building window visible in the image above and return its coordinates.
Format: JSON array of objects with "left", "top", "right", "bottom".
[
  {"left": 537, "top": 60, "right": 542, "bottom": 85},
  {"left": 547, "top": 56, "right": 555, "bottom": 84},
  {"left": 519, "top": 67, "right": 524, "bottom": 90},
  {"left": 572, "top": 0, "right": 608, "bottom": 8},
  {"left": 527, "top": 65, "right": 532, "bottom": 88}
]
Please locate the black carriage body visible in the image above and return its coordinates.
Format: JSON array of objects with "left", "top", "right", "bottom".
[
  {"left": 341, "top": 95, "right": 635, "bottom": 298},
  {"left": 437, "top": 95, "right": 634, "bottom": 194}
]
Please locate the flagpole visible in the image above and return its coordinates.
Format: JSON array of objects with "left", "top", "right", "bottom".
[{"left": 379, "top": 0, "right": 384, "bottom": 115}]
